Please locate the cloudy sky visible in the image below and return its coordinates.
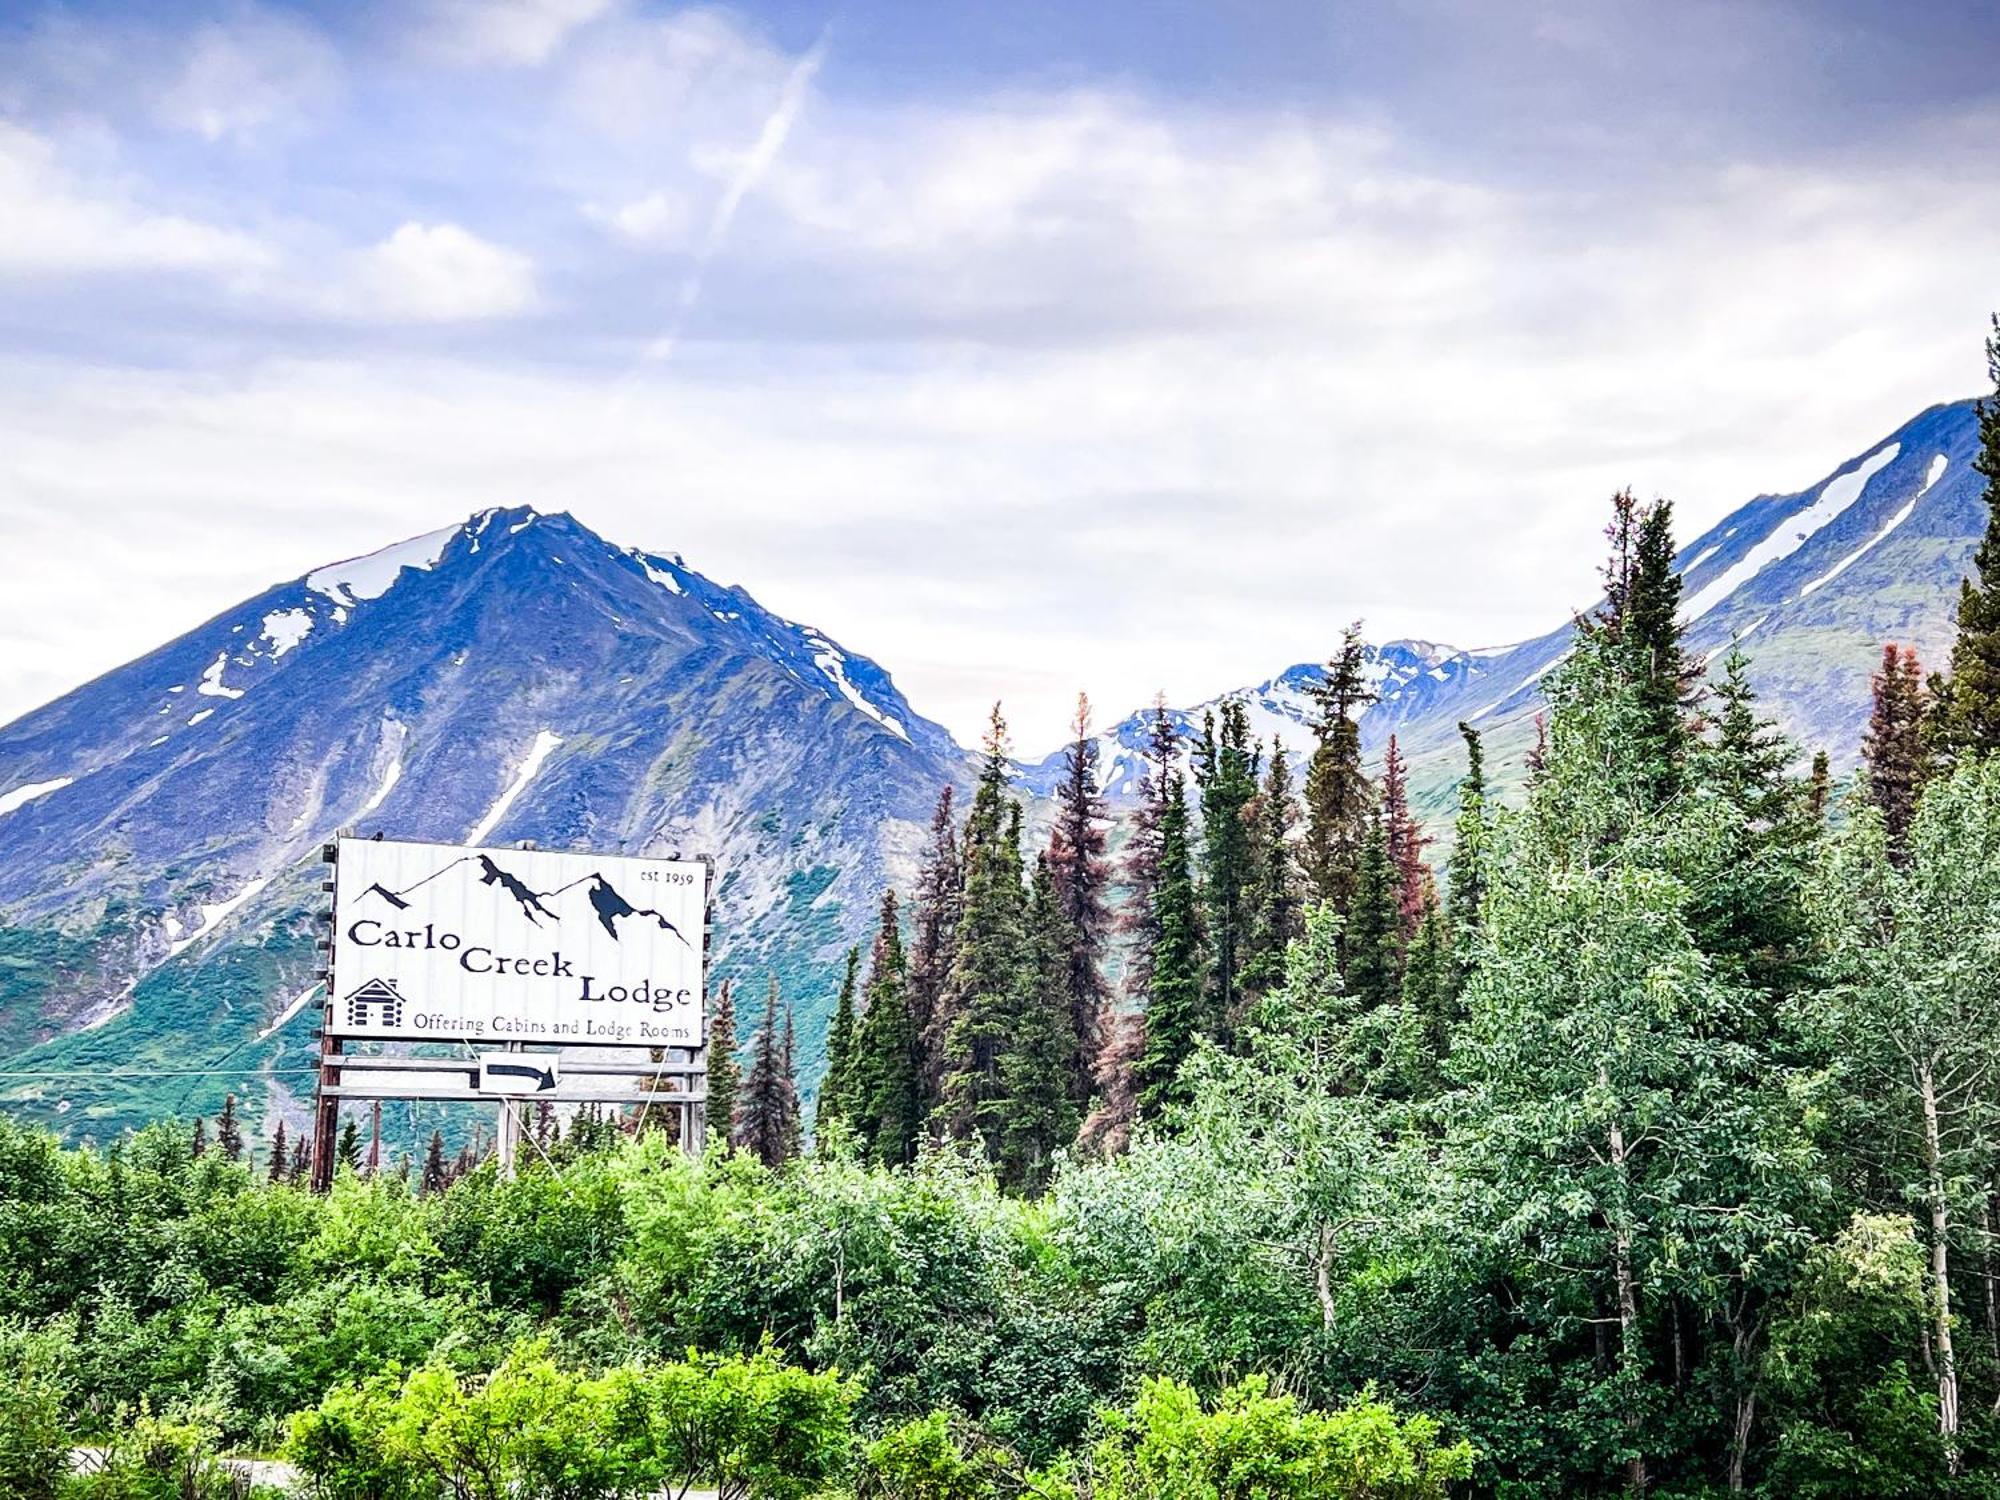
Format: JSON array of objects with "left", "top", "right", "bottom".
[{"left": 2, "top": 0, "right": 1996, "bottom": 753}]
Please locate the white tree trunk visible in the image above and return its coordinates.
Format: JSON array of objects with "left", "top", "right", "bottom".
[
  {"left": 1920, "top": 1066, "right": 1961, "bottom": 1473},
  {"left": 1605, "top": 1074, "right": 1649, "bottom": 1498}
]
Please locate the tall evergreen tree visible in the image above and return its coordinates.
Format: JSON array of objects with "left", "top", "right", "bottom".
[
  {"left": 1929, "top": 315, "right": 2000, "bottom": 761},
  {"left": 287, "top": 1133, "right": 308, "bottom": 1185},
  {"left": 1447, "top": 723, "right": 1490, "bottom": 946},
  {"left": 1120, "top": 700, "right": 1180, "bottom": 1008},
  {"left": 1693, "top": 646, "right": 1813, "bottom": 1003},
  {"left": 215, "top": 1093, "right": 243, "bottom": 1162},
  {"left": 190, "top": 1116, "right": 207, "bottom": 1159},
  {"left": 266, "top": 1121, "right": 288, "bottom": 1184},
  {"left": 852, "top": 890, "right": 923, "bottom": 1166},
  {"left": 939, "top": 707, "right": 1030, "bottom": 1157},
  {"left": 1241, "top": 738, "right": 1301, "bottom": 1002},
  {"left": 737, "top": 978, "right": 801, "bottom": 1168},
  {"left": 1344, "top": 814, "right": 1402, "bottom": 1013},
  {"left": 1586, "top": 488, "right": 1699, "bottom": 802},
  {"left": 909, "top": 786, "right": 963, "bottom": 1116},
  {"left": 1047, "top": 693, "right": 1112, "bottom": 1108},
  {"left": 422, "top": 1129, "right": 449, "bottom": 1195},
  {"left": 1805, "top": 749, "right": 1832, "bottom": 826},
  {"left": 999, "top": 856, "right": 1083, "bottom": 1192},
  {"left": 1134, "top": 761, "right": 1205, "bottom": 1118},
  {"left": 1302, "top": 623, "right": 1377, "bottom": 914},
  {"left": 1863, "top": 643, "right": 1929, "bottom": 863},
  {"left": 1380, "top": 735, "right": 1431, "bottom": 943},
  {"left": 706, "top": 977, "right": 740, "bottom": 1152},
  {"left": 1398, "top": 903, "right": 1453, "bottom": 1096},
  {"left": 815, "top": 946, "right": 862, "bottom": 1140},
  {"left": 1077, "top": 1012, "right": 1145, "bottom": 1157},
  {"left": 781, "top": 1002, "right": 800, "bottom": 1154},
  {"left": 336, "top": 1117, "right": 362, "bottom": 1173},
  {"left": 1194, "top": 699, "right": 1259, "bottom": 1033}
]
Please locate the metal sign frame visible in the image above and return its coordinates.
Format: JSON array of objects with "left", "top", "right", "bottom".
[{"left": 308, "top": 835, "right": 713, "bottom": 1190}]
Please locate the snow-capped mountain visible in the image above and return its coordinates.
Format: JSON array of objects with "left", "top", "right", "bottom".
[
  {"left": 1052, "top": 398, "right": 1987, "bottom": 818},
  {"left": 0, "top": 507, "right": 964, "bottom": 1134},
  {"left": 1016, "top": 641, "right": 1485, "bottom": 797}
]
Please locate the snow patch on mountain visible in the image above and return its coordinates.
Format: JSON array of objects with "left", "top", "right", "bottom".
[
  {"left": 257, "top": 981, "right": 325, "bottom": 1042},
  {"left": 633, "top": 550, "right": 685, "bottom": 595},
  {"left": 307, "top": 524, "right": 458, "bottom": 607},
  {"left": 805, "top": 633, "right": 909, "bottom": 741},
  {"left": 357, "top": 717, "right": 407, "bottom": 816},
  {"left": 261, "top": 609, "right": 313, "bottom": 657},
  {"left": 0, "top": 777, "right": 73, "bottom": 818},
  {"left": 1684, "top": 442, "right": 1901, "bottom": 620},
  {"left": 468, "top": 729, "right": 563, "bottom": 843},
  {"left": 198, "top": 652, "right": 244, "bottom": 699},
  {"left": 168, "top": 876, "right": 271, "bottom": 958}
]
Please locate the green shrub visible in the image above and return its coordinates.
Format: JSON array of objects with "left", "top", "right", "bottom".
[{"left": 1074, "top": 1376, "right": 1473, "bottom": 1500}]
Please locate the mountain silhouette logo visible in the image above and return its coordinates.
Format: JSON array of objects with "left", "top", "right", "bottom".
[
  {"left": 356, "top": 852, "right": 691, "bottom": 946},
  {"left": 345, "top": 977, "right": 406, "bottom": 1028}
]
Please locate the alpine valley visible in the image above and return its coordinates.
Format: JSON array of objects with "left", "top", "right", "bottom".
[{"left": 0, "top": 396, "right": 1985, "bottom": 1136}]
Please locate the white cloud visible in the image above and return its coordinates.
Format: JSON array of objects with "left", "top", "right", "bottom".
[
  {"left": 152, "top": 10, "right": 341, "bottom": 143},
  {"left": 421, "top": 0, "right": 621, "bottom": 68},
  {"left": 586, "top": 190, "right": 692, "bottom": 247},
  {"left": 0, "top": 124, "right": 271, "bottom": 275},
  {"left": 558, "top": 8, "right": 801, "bottom": 141},
  {"left": 335, "top": 222, "right": 538, "bottom": 322}
]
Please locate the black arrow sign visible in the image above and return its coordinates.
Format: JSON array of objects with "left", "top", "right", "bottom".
[{"left": 484, "top": 1061, "right": 558, "bottom": 1092}]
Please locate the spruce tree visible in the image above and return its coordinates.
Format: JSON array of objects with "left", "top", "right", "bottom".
[
  {"left": 705, "top": 977, "right": 739, "bottom": 1152},
  {"left": 422, "top": 1130, "right": 449, "bottom": 1195},
  {"left": 908, "top": 786, "right": 963, "bottom": 1120},
  {"left": 1194, "top": 699, "right": 1259, "bottom": 1033},
  {"left": 190, "top": 1116, "right": 207, "bottom": 1158},
  {"left": 288, "top": 1134, "right": 308, "bottom": 1184},
  {"left": 938, "top": 707, "right": 1030, "bottom": 1157},
  {"left": 1380, "top": 735, "right": 1432, "bottom": 942},
  {"left": 815, "top": 946, "right": 862, "bottom": 1140},
  {"left": 1344, "top": 813, "right": 1402, "bottom": 1012},
  {"left": 1241, "top": 738, "right": 1301, "bottom": 1002},
  {"left": 780, "top": 1003, "right": 803, "bottom": 1163},
  {"left": 1302, "top": 623, "right": 1377, "bottom": 915},
  {"left": 852, "top": 890, "right": 923, "bottom": 1166},
  {"left": 1134, "top": 761, "right": 1205, "bottom": 1118},
  {"left": 266, "top": 1121, "right": 288, "bottom": 1184},
  {"left": 1929, "top": 315, "right": 2000, "bottom": 761},
  {"left": 1120, "top": 700, "right": 1180, "bottom": 1007},
  {"left": 1693, "top": 646, "right": 1812, "bottom": 1005},
  {"left": 215, "top": 1094, "right": 244, "bottom": 1162},
  {"left": 1047, "top": 693, "right": 1112, "bottom": 1108},
  {"left": 336, "top": 1117, "right": 362, "bottom": 1173},
  {"left": 1077, "top": 1012, "right": 1144, "bottom": 1157},
  {"left": 1806, "top": 749, "right": 1832, "bottom": 826},
  {"left": 1447, "top": 723, "right": 1490, "bottom": 945},
  {"left": 1863, "top": 643, "right": 1929, "bottom": 862},
  {"left": 1587, "top": 489, "right": 1699, "bottom": 802},
  {"left": 999, "top": 856, "right": 1083, "bottom": 1193},
  {"left": 1398, "top": 903, "right": 1453, "bottom": 1097},
  {"left": 737, "top": 978, "right": 801, "bottom": 1168}
]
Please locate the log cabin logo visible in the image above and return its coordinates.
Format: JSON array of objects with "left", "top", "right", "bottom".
[
  {"left": 356, "top": 852, "right": 691, "bottom": 945},
  {"left": 344, "top": 977, "right": 407, "bottom": 1028}
]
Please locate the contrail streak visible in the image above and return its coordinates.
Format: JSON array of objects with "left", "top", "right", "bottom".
[{"left": 642, "top": 24, "right": 830, "bottom": 366}]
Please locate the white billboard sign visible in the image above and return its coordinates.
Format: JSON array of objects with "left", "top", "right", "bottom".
[{"left": 329, "top": 837, "right": 706, "bottom": 1046}]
